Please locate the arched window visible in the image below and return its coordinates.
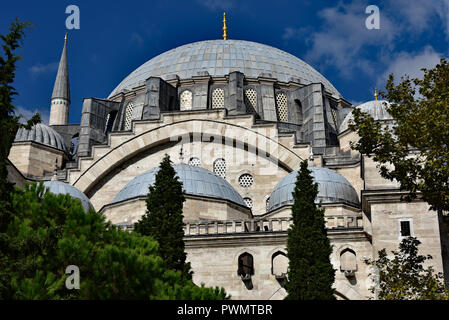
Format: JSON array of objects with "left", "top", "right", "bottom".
[
  {"left": 243, "top": 198, "right": 253, "bottom": 210},
  {"left": 244, "top": 89, "right": 257, "bottom": 113},
  {"left": 238, "top": 174, "right": 254, "bottom": 188},
  {"left": 272, "top": 251, "right": 288, "bottom": 277},
  {"left": 188, "top": 157, "right": 201, "bottom": 167},
  {"left": 213, "top": 158, "right": 226, "bottom": 179},
  {"left": 212, "top": 88, "right": 225, "bottom": 109},
  {"left": 105, "top": 111, "right": 117, "bottom": 133},
  {"left": 124, "top": 103, "right": 134, "bottom": 130},
  {"left": 330, "top": 107, "right": 338, "bottom": 129},
  {"left": 180, "top": 90, "right": 193, "bottom": 110},
  {"left": 294, "top": 99, "right": 303, "bottom": 123},
  {"left": 276, "top": 92, "right": 288, "bottom": 122},
  {"left": 70, "top": 133, "right": 79, "bottom": 156},
  {"left": 237, "top": 253, "right": 254, "bottom": 278},
  {"left": 340, "top": 249, "right": 357, "bottom": 272}
]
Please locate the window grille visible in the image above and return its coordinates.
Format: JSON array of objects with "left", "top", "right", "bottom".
[
  {"left": 243, "top": 198, "right": 253, "bottom": 209},
  {"left": 244, "top": 89, "right": 257, "bottom": 113},
  {"left": 212, "top": 88, "right": 225, "bottom": 109},
  {"left": 213, "top": 158, "right": 226, "bottom": 179},
  {"left": 180, "top": 90, "right": 193, "bottom": 110},
  {"left": 188, "top": 157, "right": 201, "bottom": 167},
  {"left": 239, "top": 174, "right": 254, "bottom": 188},
  {"left": 276, "top": 92, "right": 288, "bottom": 122},
  {"left": 124, "top": 103, "right": 134, "bottom": 130}
]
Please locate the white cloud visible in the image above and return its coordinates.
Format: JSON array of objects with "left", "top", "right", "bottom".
[
  {"left": 377, "top": 46, "right": 442, "bottom": 89},
  {"left": 15, "top": 105, "right": 50, "bottom": 125},
  {"left": 282, "top": 27, "right": 309, "bottom": 42},
  {"left": 388, "top": 0, "right": 449, "bottom": 37},
  {"left": 29, "top": 62, "right": 58, "bottom": 77},
  {"left": 301, "top": 1, "right": 397, "bottom": 78},
  {"left": 287, "top": 0, "right": 449, "bottom": 81}
]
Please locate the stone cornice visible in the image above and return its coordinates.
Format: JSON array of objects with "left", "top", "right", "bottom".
[{"left": 185, "top": 229, "right": 367, "bottom": 248}]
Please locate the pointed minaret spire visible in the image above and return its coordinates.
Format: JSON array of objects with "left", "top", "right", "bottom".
[
  {"left": 49, "top": 33, "right": 70, "bottom": 126},
  {"left": 222, "top": 12, "right": 228, "bottom": 40}
]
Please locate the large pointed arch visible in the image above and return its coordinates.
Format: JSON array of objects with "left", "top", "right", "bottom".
[{"left": 70, "top": 119, "right": 304, "bottom": 194}]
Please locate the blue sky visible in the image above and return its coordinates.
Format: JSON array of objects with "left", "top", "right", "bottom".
[{"left": 2, "top": 0, "right": 448, "bottom": 124}]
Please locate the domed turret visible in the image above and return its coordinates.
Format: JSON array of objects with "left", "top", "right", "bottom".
[
  {"left": 112, "top": 164, "right": 246, "bottom": 207},
  {"left": 14, "top": 123, "right": 67, "bottom": 153},
  {"left": 43, "top": 180, "right": 94, "bottom": 212},
  {"left": 268, "top": 167, "right": 359, "bottom": 212},
  {"left": 339, "top": 100, "right": 392, "bottom": 134}
]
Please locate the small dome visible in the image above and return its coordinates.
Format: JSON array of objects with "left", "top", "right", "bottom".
[
  {"left": 268, "top": 167, "right": 359, "bottom": 212},
  {"left": 112, "top": 164, "right": 246, "bottom": 207},
  {"left": 43, "top": 181, "right": 94, "bottom": 212},
  {"left": 15, "top": 123, "right": 67, "bottom": 152},
  {"left": 339, "top": 100, "right": 392, "bottom": 133}
]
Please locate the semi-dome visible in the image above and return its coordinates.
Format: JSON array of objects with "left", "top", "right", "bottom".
[
  {"left": 112, "top": 164, "right": 246, "bottom": 207},
  {"left": 15, "top": 123, "right": 67, "bottom": 152},
  {"left": 109, "top": 39, "right": 341, "bottom": 98},
  {"left": 339, "top": 100, "right": 392, "bottom": 133},
  {"left": 43, "top": 180, "right": 94, "bottom": 212},
  {"left": 267, "top": 167, "right": 359, "bottom": 212}
]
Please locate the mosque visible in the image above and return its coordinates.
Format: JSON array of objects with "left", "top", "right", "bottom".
[{"left": 7, "top": 14, "right": 449, "bottom": 299}]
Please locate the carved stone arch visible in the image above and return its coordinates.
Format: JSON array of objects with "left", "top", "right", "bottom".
[
  {"left": 71, "top": 119, "right": 303, "bottom": 194},
  {"left": 340, "top": 248, "right": 357, "bottom": 272},
  {"left": 237, "top": 252, "right": 255, "bottom": 276},
  {"left": 233, "top": 248, "right": 257, "bottom": 264},
  {"left": 271, "top": 251, "right": 288, "bottom": 277},
  {"left": 266, "top": 247, "right": 287, "bottom": 259},
  {"left": 334, "top": 243, "right": 358, "bottom": 261}
]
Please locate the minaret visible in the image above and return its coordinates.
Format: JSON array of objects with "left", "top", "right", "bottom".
[{"left": 49, "top": 33, "right": 70, "bottom": 126}]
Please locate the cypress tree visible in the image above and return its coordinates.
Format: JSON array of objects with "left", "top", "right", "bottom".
[
  {"left": 286, "top": 160, "right": 335, "bottom": 300},
  {"left": 134, "top": 155, "right": 192, "bottom": 279}
]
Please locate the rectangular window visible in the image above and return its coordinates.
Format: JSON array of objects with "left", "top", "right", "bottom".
[{"left": 400, "top": 220, "right": 411, "bottom": 237}]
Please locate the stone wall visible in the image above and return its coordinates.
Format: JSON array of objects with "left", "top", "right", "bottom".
[
  {"left": 102, "top": 196, "right": 251, "bottom": 225},
  {"left": 185, "top": 230, "right": 373, "bottom": 300},
  {"left": 8, "top": 142, "right": 65, "bottom": 177},
  {"left": 365, "top": 192, "right": 445, "bottom": 274}
]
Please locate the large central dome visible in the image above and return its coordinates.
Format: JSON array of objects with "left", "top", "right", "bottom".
[{"left": 109, "top": 40, "right": 341, "bottom": 98}]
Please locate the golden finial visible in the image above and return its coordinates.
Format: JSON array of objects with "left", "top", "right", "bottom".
[
  {"left": 64, "top": 32, "right": 68, "bottom": 45},
  {"left": 222, "top": 12, "right": 228, "bottom": 40},
  {"left": 374, "top": 88, "right": 378, "bottom": 101}
]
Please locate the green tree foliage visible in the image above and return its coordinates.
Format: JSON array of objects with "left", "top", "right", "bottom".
[
  {"left": 134, "top": 155, "right": 192, "bottom": 279},
  {"left": 0, "top": 19, "right": 40, "bottom": 232},
  {"left": 349, "top": 59, "right": 449, "bottom": 212},
  {"left": 364, "top": 237, "right": 449, "bottom": 300},
  {"left": 285, "top": 160, "right": 335, "bottom": 300},
  {"left": 0, "top": 183, "right": 227, "bottom": 300}
]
